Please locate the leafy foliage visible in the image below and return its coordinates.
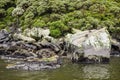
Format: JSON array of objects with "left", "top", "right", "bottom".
[
  {"left": 0, "top": 0, "right": 120, "bottom": 38},
  {"left": 49, "top": 20, "right": 70, "bottom": 37}
]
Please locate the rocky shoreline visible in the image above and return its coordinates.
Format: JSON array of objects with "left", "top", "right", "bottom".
[
  {"left": 0, "top": 28, "right": 63, "bottom": 70},
  {"left": 2, "top": 55, "right": 61, "bottom": 71},
  {"left": 0, "top": 27, "right": 120, "bottom": 71}
]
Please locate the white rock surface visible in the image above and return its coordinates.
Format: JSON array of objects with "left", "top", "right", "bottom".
[
  {"left": 65, "top": 28, "right": 111, "bottom": 59},
  {"left": 23, "top": 27, "right": 50, "bottom": 38}
]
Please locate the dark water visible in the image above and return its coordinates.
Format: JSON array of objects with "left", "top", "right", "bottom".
[{"left": 0, "top": 57, "right": 120, "bottom": 80}]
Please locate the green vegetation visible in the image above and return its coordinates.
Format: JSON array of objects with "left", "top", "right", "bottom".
[{"left": 0, "top": 0, "right": 120, "bottom": 38}]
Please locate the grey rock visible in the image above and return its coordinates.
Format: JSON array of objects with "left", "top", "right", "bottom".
[
  {"left": 0, "top": 29, "right": 9, "bottom": 43},
  {"left": 23, "top": 27, "right": 50, "bottom": 40},
  {"left": 65, "top": 28, "right": 111, "bottom": 62},
  {"left": 6, "top": 62, "right": 61, "bottom": 71}
]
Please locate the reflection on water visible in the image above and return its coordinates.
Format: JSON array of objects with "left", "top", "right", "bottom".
[
  {"left": 15, "top": 71, "right": 49, "bottom": 80},
  {"left": 0, "top": 58, "right": 120, "bottom": 80},
  {"left": 83, "top": 64, "right": 109, "bottom": 80}
]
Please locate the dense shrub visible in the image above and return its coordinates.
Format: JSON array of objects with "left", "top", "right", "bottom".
[
  {"left": 49, "top": 20, "right": 70, "bottom": 37},
  {"left": 0, "top": 0, "right": 120, "bottom": 38},
  {"left": 33, "top": 19, "right": 46, "bottom": 28},
  {"left": 50, "top": 29, "right": 61, "bottom": 38}
]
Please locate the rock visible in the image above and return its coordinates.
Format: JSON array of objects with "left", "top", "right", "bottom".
[
  {"left": 6, "top": 64, "right": 16, "bottom": 69},
  {"left": 0, "top": 29, "right": 9, "bottom": 43},
  {"left": 13, "top": 49, "right": 37, "bottom": 57},
  {"left": 111, "top": 32, "right": 120, "bottom": 41},
  {"left": 111, "top": 39, "right": 120, "bottom": 57},
  {"left": 38, "top": 39, "right": 60, "bottom": 53},
  {"left": 83, "top": 28, "right": 111, "bottom": 59},
  {"left": 6, "top": 55, "right": 61, "bottom": 71},
  {"left": 0, "top": 28, "right": 62, "bottom": 71},
  {"left": 0, "top": 55, "right": 25, "bottom": 60},
  {"left": 0, "top": 29, "right": 9, "bottom": 39},
  {"left": 23, "top": 27, "right": 50, "bottom": 40},
  {"left": 13, "top": 33, "right": 36, "bottom": 42},
  {"left": 0, "top": 43, "right": 9, "bottom": 49},
  {"left": 36, "top": 49, "right": 54, "bottom": 58},
  {"left": 65, "top": 28, "right": 111, "bottom": 63}
]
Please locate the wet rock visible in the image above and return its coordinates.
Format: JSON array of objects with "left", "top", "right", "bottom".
[
  {"left": 111, "top": 39, "right": 120, "bottom": 57},
  {"left": 6, "top": 55, "right": 61, "bottom": 71},
  {"left": 6, "top": 62, "right": 61, "bottom": 70},
  {"left": 0, "top": 55, "right": 25, "bottom": 60},
  {"left": 0, "top": 28, "right": 62, "bottom": 71}
]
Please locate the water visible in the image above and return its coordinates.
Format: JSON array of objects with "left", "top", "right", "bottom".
[{"left": 0, "top": 57, "right": 120, "bottom": 80}]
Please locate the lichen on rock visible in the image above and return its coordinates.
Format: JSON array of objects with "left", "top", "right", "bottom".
[{"left": 65, "top": 28, "right": 111, "bottom": 63}]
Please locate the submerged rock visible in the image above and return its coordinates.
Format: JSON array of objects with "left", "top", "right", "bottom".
[
  {"left": 83, "top": 65, "right": 109, "bottom": 79},
  {"left": 6, "top": 62, "right": 61, "bottom": 70},
  {"left": 6, "top": 55, "right": 61, "bottom": 70}
]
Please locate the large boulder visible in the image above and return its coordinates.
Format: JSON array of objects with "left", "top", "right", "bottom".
[{"left": 65, "top": 28, "right": 111, "bottom": 63}]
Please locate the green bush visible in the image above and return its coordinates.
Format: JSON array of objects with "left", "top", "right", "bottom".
[
  {"left": 49, "top": 20, "right": 70, "bottom": 37},
  {"left": 0, "top": 23, "right": 6, "bottom": 29},
  {"left": 33, "top": 19, "right": 46, "bottom": 28},
  {"left": 50, "top": 29, "right": 61, "bottom": 38},
  {"left": 0, "top": 9, "right": 6, "bottom": 18},
  {"left": 0, "top": 0, "right": 120, "bottom": 38}
]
